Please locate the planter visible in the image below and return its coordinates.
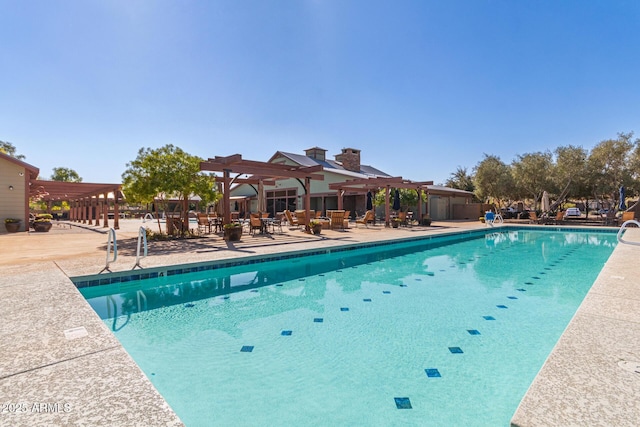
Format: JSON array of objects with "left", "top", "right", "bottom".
[
  {"left": 33, "top": 221, "right": 52, "bottom": 232},
  {"left": 312, "top": 224, "right": 322, "bottom": 235},
  {"left": 391, "top": 221, "right": 400, "bottom": 228},
  {"left": 4, "top": 221, "right": 21, "bottom": 233},
  {"left": 421, "top": 218, "right": 432, "bottom": 226},
  {"left": 224, "top": 226, "right": 243, "bottom": 241}
]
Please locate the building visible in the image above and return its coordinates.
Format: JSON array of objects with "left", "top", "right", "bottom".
[
  {"left": 229, "top": 147, "right": 474, "bottom": 220},
  {"left": 0, "top": 152, "right": 39, "bottom": 232}
]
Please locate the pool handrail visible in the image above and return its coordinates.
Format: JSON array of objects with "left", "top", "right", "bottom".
[
  {"left": 617, "top": 220, "right": 640, "bottom": 246},
  {"left": 133, "top": 226, "right": 148, "bottom": 270},
  {"left": 100, "top": 228, "right": 117, "bottom": 273}
]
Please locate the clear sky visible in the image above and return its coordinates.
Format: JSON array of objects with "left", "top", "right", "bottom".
[{"left": 2, "top": 0, "right": 639, "bottom": 185}]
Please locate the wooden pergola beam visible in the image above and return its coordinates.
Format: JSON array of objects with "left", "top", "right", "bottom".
[
  {"left": 329, "top": 177, "right": 435, "bottom": 226},
  {"left": 213, "top": 177, "right": 277, "bottom": 185},
  {"left": 200, "top": 155, "right": 324, "bottom": 230}
]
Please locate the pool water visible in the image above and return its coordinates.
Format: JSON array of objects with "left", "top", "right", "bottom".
[{"left": 81, "top": 229, "right": 616, "bottom": 426}]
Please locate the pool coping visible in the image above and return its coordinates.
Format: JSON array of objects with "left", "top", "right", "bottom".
[
  {"left": 510, "top": 226, "right": 640, "bottom": 426},
  {"left": 1, "top": 222, "right": 638, "bottom": 426}
]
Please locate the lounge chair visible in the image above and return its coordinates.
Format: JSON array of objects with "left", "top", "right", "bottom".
[
  {"left": 284, "top": 210, "right": 299, "bottom": 228},
  {"left": 295, "top": 210, "right": 308, "bottom": 228},
  {"left": 330, "top": 210, "right": 346, "bottom": 230},
  {"left": 356, "top": 210, "right": 375, "bottom": 227}
]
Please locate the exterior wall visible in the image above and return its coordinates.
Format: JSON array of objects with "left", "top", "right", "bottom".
[
  {"left": 453, "top": 203, "right": 484, "bottom": 220},
  {"left": 229, "top": 170, "right": 358, "bottom": 215},
  {"left": 0, "top": 158, "right": 28, "bottom": 232},
  {"left": 428, "top": 195, "right": 472, "bottom": 220}
]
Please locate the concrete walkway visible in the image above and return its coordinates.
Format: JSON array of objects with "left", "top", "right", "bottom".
[{"left": 1, "top": 219, "right": 638, "bottom": 426}]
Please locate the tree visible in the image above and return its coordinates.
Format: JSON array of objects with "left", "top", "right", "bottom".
[
  {"left": 472, "top": 154, "right": 514, "bottom": 207},
  {"left": 0, "top": 140, "right": 25, "bottom": 160},
  {"left": 121, "top": 145, "right": 219, "bottom": 234},
  {"left": 372, "top": 187, "right": 424, "bottom": 211},
  {"left": 511, "top": 151, "right": 554, "bottom": 211},
  {"left": 51, "top": 167, "right": 82, "bottom": 182},
  {"left": 445, "top": 167, "right": 475, "bottom": 192},
  {"left": 587, "top": 132, "right": 637, "bottom": 209},
  {"left": 553, "top": 145, "right": 589, "bottom": 210}
]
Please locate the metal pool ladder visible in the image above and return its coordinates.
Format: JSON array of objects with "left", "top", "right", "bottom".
[
  {"left": 133, "top": 226, "right": 148, "bottom": 269},
  {"left": 617, "top": 220, "right": 640, "bottom": 246}
]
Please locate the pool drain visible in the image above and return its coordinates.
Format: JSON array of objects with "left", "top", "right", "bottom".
[{"left": 618, "top": 360, "right": 640, "bottom": 374}]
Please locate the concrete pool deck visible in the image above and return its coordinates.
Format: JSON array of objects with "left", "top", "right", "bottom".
[{"left": 0, "top": 219, "right": 638, "bottom": 426}]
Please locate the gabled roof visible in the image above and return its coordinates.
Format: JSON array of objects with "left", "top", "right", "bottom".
[
  {"left": 0, "top": 151, "right": 39, "bottom": 179},
  {"left": 269, "top": 151, "right": 391, "bottom": 179}
]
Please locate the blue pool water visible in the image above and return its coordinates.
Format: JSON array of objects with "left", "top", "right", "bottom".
[{"left": 80, "top": 229, "right": 616, "bottom": 426}]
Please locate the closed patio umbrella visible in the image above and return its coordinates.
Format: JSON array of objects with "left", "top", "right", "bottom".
[
  {"left": 620, "top": 186, "right": 627, "bottom": 210},
  {"left": 392, "top": 189, "right": 401, "bottom": 211},
  {"left": 541, "top": 191, "right": 550, "bottom": 212},
  {"left": 366, "top": 191, "right": 373, "bottom": 211}
]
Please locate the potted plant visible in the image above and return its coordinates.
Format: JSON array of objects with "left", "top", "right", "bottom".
[
  {"left": 421, "top": 215, "right": 432, "bottom": 226},
  {"left": 391, "top": 218, "right": 401, "bottom": 228},
  {"left": 310, "top": 220, "right": 322, "bottom": 235},
  {"left": 4, "top": 218, "right": 22, "bottom": 233},
  {"left": 33, "top": 214, "right": 53, "bottom": 232},
  {"left": 223, "top": 222, "right": 243, "bottom": 241}
]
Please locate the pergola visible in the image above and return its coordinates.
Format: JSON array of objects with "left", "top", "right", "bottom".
[
  {"left": 30, "top": 180, "right": 124, "bottom": 229},
  {"left": 200, "top": 154, "right": 324, "bottom": 231},
  {"left": 329, "top": 177, "right": 434, "bottom": 226}
]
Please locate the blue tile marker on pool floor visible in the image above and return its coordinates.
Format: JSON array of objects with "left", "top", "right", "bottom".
[
  {"left": 425, "top": 368, "right": 441, "bottom": 378},
  {"left": 394, "top": 397, "right": 412, "bottom": 409}
]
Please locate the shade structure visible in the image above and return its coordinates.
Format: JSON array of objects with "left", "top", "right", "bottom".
[
  {"left": 392, "top": 189, "right": 401, "bottom": 211},
  {"left": 619, "top": 186, "right": 627, "bottom": 210},
  {"left": 366, "top": 191, "right": 373, "bottom": 211},
  {"left": 541, "top": 191, "right": 550, "bottom": 212}
]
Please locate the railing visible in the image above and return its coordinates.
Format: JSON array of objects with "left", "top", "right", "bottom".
[
  {"left": 142, "top": 213, "right": 154, "bottom": 223},
  {"left": 617, "top": 220, "right": 640, "bottom": 246},
  {"left": 100, "top": 228, "right": 117, "bottom": 273},
  {"left": 133, "top": 226, "right": 148, "bottom": 270}
]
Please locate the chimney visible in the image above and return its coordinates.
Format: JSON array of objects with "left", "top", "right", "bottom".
[
  {"left": 304, "top": 147, "right": 327, "bottom": 161},
  {"left": 335, "top": 148, "right": 361, "bottom": 172}
]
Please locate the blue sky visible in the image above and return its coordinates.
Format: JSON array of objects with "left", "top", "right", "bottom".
[{"left": 1, "top": 0, "right": 639, "bottom": 185}]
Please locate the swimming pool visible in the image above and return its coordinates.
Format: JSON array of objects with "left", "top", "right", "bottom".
[{"left": 79, "top": 228, "right": 617, "bottom": 426}]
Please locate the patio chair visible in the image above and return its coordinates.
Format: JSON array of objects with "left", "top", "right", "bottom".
[
  {"left": 551, "top": 211, "right": 564, "bottom": 224},
  {"left": 330, "top": 210, "right": 346, "bottom": 230},
  {"left": 484, "top": 211, "right": 496, "bottom": 227},
  {"left": 621, "top": 211, "right": 635, "bottom": 222},
  {"left": 397, "top": 211, "right": 408, "bottom": 227},
  {"left": 356, "top": 210, "right": 375, "bottom": 227},
  {"left": 270, "top": 213, "right": 284, "bottom": 233},
  {"left": 528, "top": 212, "right": 541, "bottom": 224},
  {"left": 197, "top": 213, "right": 212, "bottom": 234},
  {"left": 249, "top": 215, "right": 263, "bottom": 235}
]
